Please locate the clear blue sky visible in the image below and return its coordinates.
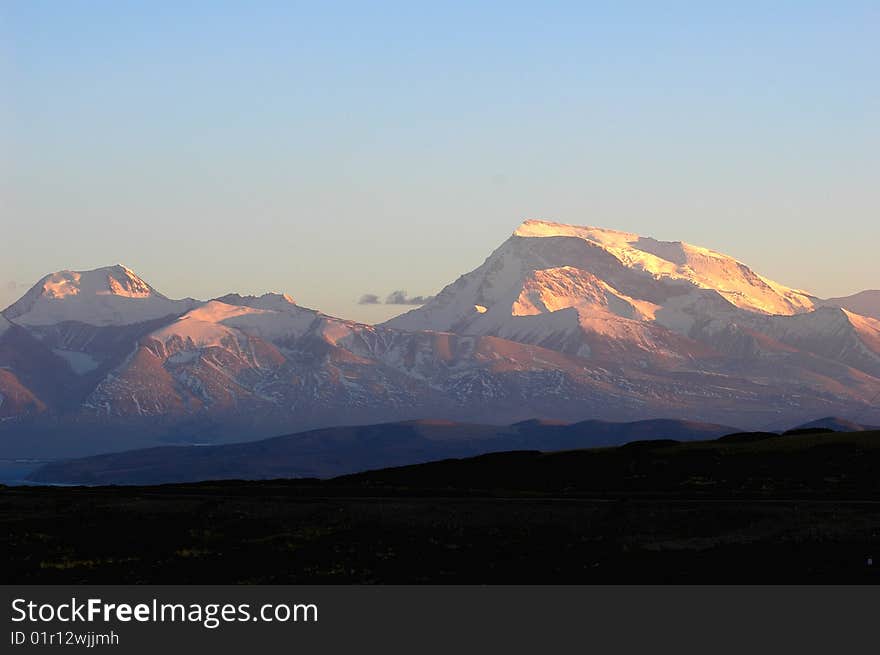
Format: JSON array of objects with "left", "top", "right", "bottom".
[{"left": 2, "top": 1, "right": 877, "bottom": 322}]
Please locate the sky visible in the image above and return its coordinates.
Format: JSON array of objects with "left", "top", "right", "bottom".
[{"left": 1, "top": 1, "right": 878, "bottom": 323}]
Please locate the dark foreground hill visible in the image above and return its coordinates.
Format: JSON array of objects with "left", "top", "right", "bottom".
[
  {"left": 337, "top": 427, "right": 880, "bottom": 496},
  {"left": 27, "top": 417, "right": 737, "bottom": 484},
  {"left": 5, "top": 428, "right": 880, "bottom": 583},
  {"left": 789, "top": 416, "right": 878, "bottom": 433}
]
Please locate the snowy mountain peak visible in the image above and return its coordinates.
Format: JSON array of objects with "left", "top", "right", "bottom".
[
  {"left": 102, "top": 264, "right": 156, "bottom": 298},
  {"left": 3, "top": 265, "right": 197, "bottom": 327},
  {"left": 19, "top": 265, "right": 161, "bottom": 302},
  {"left": 514, "top": 219, "right": 636, "bottom": 241},
  {"left": 214, "top": 292, "right": 298, "bottom": 311},
  {"left": 515, "top": 219, "right": 817, "bottom": 315},
  {"left": 386, "top": 219, "right": 819, "bottom": 341}
]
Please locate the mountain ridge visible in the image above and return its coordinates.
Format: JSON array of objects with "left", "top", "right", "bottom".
[
  {"left": 2, "top": 222, "right": 879, "bottom": 459},
  {"left": 27, "top": 417, "right": 740, "bottom": 484},
  {"left": 820, "top": 290, "right": 880, "bottom": 320},
  {"left": 25, "top": 414, "right": 880, "bottom": 485}
]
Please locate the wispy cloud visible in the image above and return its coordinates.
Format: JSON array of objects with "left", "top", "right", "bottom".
[
  {"left": 358, "top": 290, "right": 433, "bottom": 306},
  {"left": 385, "top": 290, "right": 431, "bottom": 305}
]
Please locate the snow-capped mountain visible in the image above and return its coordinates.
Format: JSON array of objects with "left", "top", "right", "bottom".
[
  {"left": 386, "top": 219, "right": 816, "bottom": 337},
  {"left": 385, "top": 220, "right": 879, "bottom": 370},
  {"left": 4, "top": 265, "right": 197, "bottom": 327},
  {"left": 385, "top": 219, "right": 880, "bottom": 417},
  {"left": 1, "top": 222, "right": 879, "bottom": 458}
]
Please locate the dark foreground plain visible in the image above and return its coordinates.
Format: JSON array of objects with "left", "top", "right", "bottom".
[{"left": 4, "top": 428, "right": 880, "bottom": 583}]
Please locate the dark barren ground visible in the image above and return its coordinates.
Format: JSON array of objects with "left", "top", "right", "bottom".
[{"left": 4, "top": 429, "right": 880, "bottom": 584}]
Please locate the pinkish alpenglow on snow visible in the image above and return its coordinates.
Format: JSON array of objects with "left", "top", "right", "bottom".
[{"left": 1, "top": 220, "right": 879, "bottom": 461}]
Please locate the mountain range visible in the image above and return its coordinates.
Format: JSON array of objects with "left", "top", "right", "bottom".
[{"left": 2, "top": 220, "right": 879, "bottom": 459}]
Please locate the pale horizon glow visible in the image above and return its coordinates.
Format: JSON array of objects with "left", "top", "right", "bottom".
[{"left": 2, "top": 2, "right": 878, "bottom": 323}]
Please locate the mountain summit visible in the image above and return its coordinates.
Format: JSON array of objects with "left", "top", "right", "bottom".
[
  {"left": 3, "top": 265, "right": 197, "bottom": 327},
  {"left": 514, "top": 220, "right": 816, "bottom": 313},
  {"left": 387, "top": 219, "right": 817, "bottom": 337},
  {"left": 384, "top": 219, "right": 872, "bottom": 368}
]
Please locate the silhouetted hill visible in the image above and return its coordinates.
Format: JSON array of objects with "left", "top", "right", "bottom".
[
  {"left": 335, "top": 428, "right": 880, "bottom": 497},
  {"left": 717, "top": 431, "right": 780, "bottom": 443},
  {"left": 789, "top": 416, "right": 875, "bottom": 433},
  {"left": 782, "top": 427, "right": 835, "bottom": 436},
  {"left": 28, "top": 417, "right": 738, "bottom": 485}
]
